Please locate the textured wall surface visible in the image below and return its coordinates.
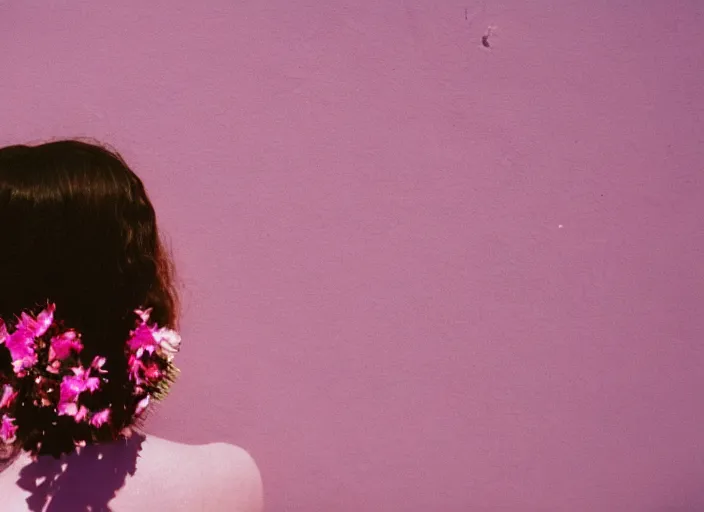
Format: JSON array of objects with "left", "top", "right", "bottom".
[{"left": 1, "top": 1, "right": 703, "bottom": 510}]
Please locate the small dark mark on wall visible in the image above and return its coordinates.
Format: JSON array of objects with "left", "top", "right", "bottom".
[{"left": 482, "top": 26, "right": 495, "bottom": 48}]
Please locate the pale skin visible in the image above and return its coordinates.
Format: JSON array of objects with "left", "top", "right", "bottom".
[{"left": 0, "top": 434, "right": 263, "bottom": 511}]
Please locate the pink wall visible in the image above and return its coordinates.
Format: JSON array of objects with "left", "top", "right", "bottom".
[{"left": 2, "top": 1, "right": 703, "bottom": 510}]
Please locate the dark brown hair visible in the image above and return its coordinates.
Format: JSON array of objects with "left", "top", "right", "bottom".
[{"left": 0, "top": 139, "right": 179, "bottom": 458}]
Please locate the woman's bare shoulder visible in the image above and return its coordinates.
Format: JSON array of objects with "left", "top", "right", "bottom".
[
  {"left": 200, "top": 441, "right": 264, "bottom": 511},
  {"left": 121, "top": 436, "right": 263, "bottom": 512}
]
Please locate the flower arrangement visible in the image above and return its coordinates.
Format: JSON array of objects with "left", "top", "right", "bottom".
[{"left": 0, "top": 303, "right": 180, "bottom": 452}]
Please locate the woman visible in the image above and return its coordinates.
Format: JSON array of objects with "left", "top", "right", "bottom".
[{"left": 0, "top": 140, "right": 262, "bottom": 511}]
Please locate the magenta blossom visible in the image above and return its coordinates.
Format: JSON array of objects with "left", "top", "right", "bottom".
[
  {"left": 144, "top": 362, "right": 161, "bottom": 382},
  {"left": 75, "top": 406, "right": 89, "bottom": 422},
  {"left": 90, "top": 408, "right": 111, "bottom": 427},
  {"left": 91, "top": 356, "right": 108, "bottom": 373},
  {"left": 126, "top": 323, "right": 159, "bottom": 358},
  {"left": 58, "top": 401, "right": 78, "bottom": 417},
  {"left": 127, "top": 352, "right": 163, "bottom": 386},
  {"left": 17, "top": 303, "right": 55, "bottom": 338},
  {"left": 0, "top": 306, "right": 57, "bottom": 374},
  {"left": 0, "top": 414, "right": 17, "bottom": 444},
  {"left": 127, "top": 308, "right": 181, "bottom": 364},
  {"left": 74, "top": 366, "right": 101, "bottom": 393},
  {"left": 5, "top": 329, "right": 38, "bottom": 374},
  {"left": 46, "top": 361, "right": 61, "bottom": 374},
  {"left": 57, "top": 365, "right": 103, "bottom": 417},
  {"left": 0, "top": 303, "right": 177, "bottom": 445},
  {"left": 49, "top": 330, "right": 83, "bottom": 362},
  {"left": 127, "top": 354, "right": 145, "bottom": 385},
  {"left": 0, "top": 385, "right": 17, "bottom": 409}
]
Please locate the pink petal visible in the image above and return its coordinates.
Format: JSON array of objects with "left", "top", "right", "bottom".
[
  {"left": 60, "top": 374, "right": 84, "bottom": 404},
  {"left": 49, "top": 330, "right": 83, "bottom": 361},
  {"left": 11, "top": 354, "right": 38, "bottom": 375},
  {"left": 75, "top": 406, "right": 89, "bottom": 422},
  {"left": 5, "top": 330, "right": 37, "bottom": 369},
  {"left": 34, "top": 304, "right": 56, "bottom": 337},
  {"left": 85, "top": 377, "right": 101, "bottom": 393},
  {"left": 90, "top": 408, "right": 111, "bottom": 427},
  {"left": 71, "top": 366, "right": 87, "bottom": 378},
  {"left": 16, "top": 303, "right": 55, "bottom": 338},
  {"left": 134, "top": 308, "right": 153, "bottom": 324},
  {"left": 46, "top": 361, "right": 61, "bottom": 374},
  {"left": 127, "top": 325, "right": 158, "bottom": 354},
  {"left": 144, "top": 363, "right": 161, "bottom": 382},
  {"left": 90, "top": 356, "right": 108, "bottom": 373},
  {"left": 155, "top": 328, "right": 181, "bottom": 361},
  {"left": 0, "top": 414, "right": 17, "bottom": 443},
  {"left": 135, "top": 395, "right": 150, "bottom": 415},
  {"left": 0, "top": 385, "right": 17, "bottom": 409},
  {"left": 128, "top": 354, "right": 146, "bottom": 385},
  {"left": 17, "top": 313, "right": 34, "bottom": 332},
  {"left": 58, "top": 402, "right": 78, "bottom": 417}
]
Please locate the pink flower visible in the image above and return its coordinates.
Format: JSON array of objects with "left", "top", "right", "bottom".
[
  {"left": 134, "top": 308, "right": 153, "bottom": 323},
  {"left": 154, "top": 328, "right": 181, "bottom": 361},
  {"left": 17, "top": 303, "right": 55, "bottom": 338},
  {"left": 46, "top": 361, "right": 61, "bottom": 374},
  {"left": 85, "top": 376, "right": 101, "bottom": 392},
  {"left": 71, "top": 365, "right": 100, "bottom": 390},
  {"left": 0, "top": 414, "right": 17, "bottom": 444},
  {"left": 90, "top": 408, "right": 110, "bottom": 427},
  {"left": 3, "top": 329, "right": 38, "bottom": 374},
  {"left": 90, "top": 356, "right": 108, "bottom": 373},
  {"left": 0, "top": 385, "right": 17, "bottom": 409},
  {"left": 0, "top": 304, "right": 58, "bottom": 373},
  {"left": 58, "top": 365, "right": 103, "bottom": 417},
  {"left": 128, "top": 354, "right": 146, "bottom": 385},
  {"left": 144, "top": 362, "right": 161, "bottom": 382},
  {"left": 59, "top": 375, "right": 84, "bottom": 410},
  {"left": 128, "top": 356, "right": 161, "bottom": 385},
  {"left": 127, "top": 308, "right": 180, "bottom": 364},
  {"left": 75, "top": 406, "right": 89, "bottom": 422},
  {"left": 49, "top": 330, "right": 83, "bottom": 361},
  {"left": 126, "top": 324, "right": 158, "bottom": 358},
  {"left": 58, "top": 402, "right": 78, "bottom": 417}
]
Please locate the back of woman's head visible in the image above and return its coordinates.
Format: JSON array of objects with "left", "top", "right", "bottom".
[{"left": 0, "top": 139, "right": 178, "bottom": 457}]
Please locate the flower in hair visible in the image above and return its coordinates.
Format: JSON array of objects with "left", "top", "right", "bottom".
[
  {"left": 0, "top": 303, "right": 181, "bottom": 453},
  {"left": 0, "top": 414, "right": 17, "bottom": 443},
  {"left": 125, "top": 308, "right": 181, "bottom": 415},
  {"left": 57, "top": 364, "right": 102, "bottom": 417},
  {"left": 49, "top": 330, "right": 83, "bottom": 362},
  {"left": 127, "top": 308, "right": 181, "bottom": 361},
  {"left": 90, "top": 408, "right": 111, "bottom": 428},
  {"left": 0, "top": 305, "right": 56, "bottom": 374},
  {"left": 0, "top": 323, "right": 38, "bottom": 375},
  {"left": 0, "top": 384, "right": 18, "bottom": 409}
]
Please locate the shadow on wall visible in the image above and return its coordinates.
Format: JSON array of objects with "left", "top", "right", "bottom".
[{"left": 16, "top": 433, "right": 144, "bottom": 511}]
